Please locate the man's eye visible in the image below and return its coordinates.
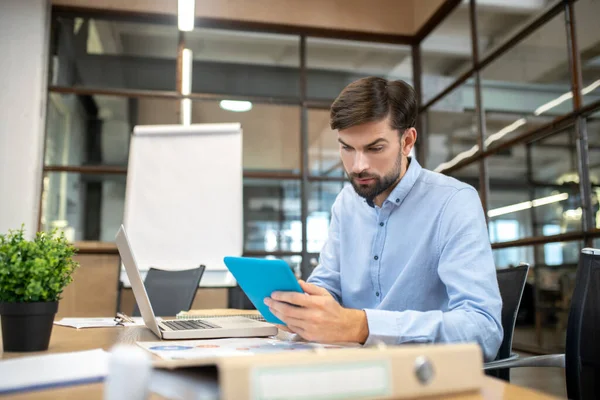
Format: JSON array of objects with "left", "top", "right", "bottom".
[
  {"left": 370, "top": 147, "right": 384, "bottom": 152},
  {"left": 342, "top": 146, "right": 353, "bottom": 151}
]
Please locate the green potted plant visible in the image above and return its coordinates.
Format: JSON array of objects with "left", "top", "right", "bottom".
[{"left": 0, "top": 226, "right": 79, "bottom": 352}]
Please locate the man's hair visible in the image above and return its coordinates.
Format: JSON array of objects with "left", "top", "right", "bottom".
[{"left": 330, "top": 77, "right": 417, "bottom": 134}]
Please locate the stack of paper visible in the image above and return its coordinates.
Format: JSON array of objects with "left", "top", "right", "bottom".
[
  {"left": 54, "top": 317, "right": 145, "bottom": 329},
  {"left": 0, "top": 349, "right": 109, "bottom": 394},
  {"left": 138, "top": 337, "right": 347, "bottom": 361}
]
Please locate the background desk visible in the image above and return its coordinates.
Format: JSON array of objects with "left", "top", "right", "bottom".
[{"left": 0, "top": 323, "right": 559, "bottom": 400}]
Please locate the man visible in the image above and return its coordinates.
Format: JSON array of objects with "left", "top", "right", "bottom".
[{"left": 264, "top": 77, "right": 503, "bottom": 361}]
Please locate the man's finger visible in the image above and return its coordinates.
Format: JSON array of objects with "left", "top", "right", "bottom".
[
  {"left": 299, "top": 280, "right": 330, "bottom": 296},
  {"left": 270, "top": 290, "right": 311, "bottom": 306},
  {"left": 286, "top": 323, "right": 304, "bottom": 335},
  {"left": 270, "top": 308, "right": 307, "bottom": 328},
  {"left": 275, "top": 324, "right": 293, "bottom": 333},
  {"left": 268, "top": 299, "right": 309, "bottom": 320}
]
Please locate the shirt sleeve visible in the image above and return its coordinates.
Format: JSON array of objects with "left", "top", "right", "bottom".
[
  {"left": 306, "top": 197, "right": 342, "bottom": 303},
  {"left": 363, "top": 187, "right": 504, "bottom": 362}
]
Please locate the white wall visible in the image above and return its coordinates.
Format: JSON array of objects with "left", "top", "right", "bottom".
[{"left": 0, "top": 0, "right": 50, "bottom": 238}]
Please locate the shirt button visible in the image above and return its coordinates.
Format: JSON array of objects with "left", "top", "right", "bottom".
[
  {"left": 395, "top": 198, "right": 400, "bottom": 203},
  {"left": 376, "top": 292, "right": 380, "bottom": 297},
  {"left": 379, "top": 222, "right": 384, "bottom": 227},
  {"left": 374, "top": 255, "right": 379, "bottom": 260}
]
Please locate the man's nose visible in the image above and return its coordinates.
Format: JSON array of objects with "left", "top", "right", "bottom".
[{"left": 352, "top": 152, "right": 369, "bottom": 174}]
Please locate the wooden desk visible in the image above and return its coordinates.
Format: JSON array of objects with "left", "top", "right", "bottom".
[{"left": 0, "top": 324, "right": 559, "bottom": 400}]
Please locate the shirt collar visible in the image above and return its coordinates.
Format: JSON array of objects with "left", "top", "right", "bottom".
[{"left": 365, "top": 157, "right": 422, "bottom": 208}]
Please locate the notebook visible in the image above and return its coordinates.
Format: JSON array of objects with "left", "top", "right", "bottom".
[
  {"left": 176, "top": 309, "right": 266, "bottom": 322},
  {"left": 0, "top": 349, "right": 109, "bottom": 395}
]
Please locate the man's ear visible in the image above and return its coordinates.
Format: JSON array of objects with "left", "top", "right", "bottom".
[{"left": 401, "top": 128, "right": 417, "bottom": 156}]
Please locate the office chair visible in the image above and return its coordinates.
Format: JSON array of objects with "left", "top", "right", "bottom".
[
  {"left": 485, "top": 248, "right": 600, "bottom": 400},
  {"left": 485, "top": 263, "right": 530, "bottom": 382},
  {"left": 132, "top": 265, "right": 205, "bottom": 317}
]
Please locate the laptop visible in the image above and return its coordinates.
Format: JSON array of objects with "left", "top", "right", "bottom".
[{"left": 115, "top": 225, "right": 278, "bottom": 340}]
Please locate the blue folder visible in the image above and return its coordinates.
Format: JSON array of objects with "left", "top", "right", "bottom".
[{"left": 223, "top": 257, "right": 304, "bottom": 324}]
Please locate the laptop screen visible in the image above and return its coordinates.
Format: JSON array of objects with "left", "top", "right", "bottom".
[{"left": 115, "top": 225, "right": 162, "bottom": 338}]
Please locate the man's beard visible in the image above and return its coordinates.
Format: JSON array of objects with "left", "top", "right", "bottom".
[{"left": 347, "top": 154, "right": 403, "bottom": 202}]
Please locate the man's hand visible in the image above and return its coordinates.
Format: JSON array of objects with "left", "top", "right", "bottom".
[{"left": 264, "top": 280, "right": 369, "bottom": 343}]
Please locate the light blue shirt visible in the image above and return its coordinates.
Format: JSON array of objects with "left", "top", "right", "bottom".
[{"left": 307, "top": 158, "right": 503, "bottom": 361}]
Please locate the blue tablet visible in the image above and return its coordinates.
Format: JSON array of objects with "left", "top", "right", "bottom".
[{"left": 223, "top": 256, "right": 304, "bottom": 325}]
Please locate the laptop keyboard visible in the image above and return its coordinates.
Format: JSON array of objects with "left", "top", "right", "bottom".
[{"left": 162, "top": 319, "right": 221, "bottom": 331}]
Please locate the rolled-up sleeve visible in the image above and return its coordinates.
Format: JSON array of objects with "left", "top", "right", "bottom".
[{"left": 364, "top": 188, "right": 503, "bottom": 362}]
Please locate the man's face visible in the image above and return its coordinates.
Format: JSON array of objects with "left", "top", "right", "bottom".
[{"left": 338, "top": 118, "right": 409, "bottom": 201}]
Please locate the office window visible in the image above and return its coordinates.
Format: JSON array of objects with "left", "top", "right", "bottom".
[
  {"left": 489, "top": 219, "right": 520, "bottom": 243},
  {"left": 192, "top": 101, "right": 301, "bottom": 173},
  {"left": 308, "top": 181, "right": 348, "bottom": 253},
  {"left": 586, "top": 115, "right": 600, "bottom": 228},
  {"left": 135, "top": 98, "right": 180, "bottom": 125},
  {"left": 483, "top": 111, "right": 553, "bottom": 150},
  {"left": 42, "top": 94, "right": 183, "bottom": 242},
  {"left": 487, "top": 129, "right": 582, "bottom": 243},
  {"left": 45, "top": 93, "right": 91, "bottom": 166},
  {"left": 589, "top": 112, "right": 600, "bottom": 146},
  {"left": 530, "top": 129, "right": 591, "bottom": 233},
  {"left": 244, "top": 179, "right": 301, "bottom": 252},
  {"left": 491, "top": 235, "right": 529, "bottom": 271},
  {"left": 575, "top": 0, "right": 600, "bottom": 106},
  {"left": 509, "top": 240, "right": 580, "bottom": 352},
  {"left": 188, "top": 28, "right": 300, "bottom": 99},
  {"left": 445, "top": 163, "right": 481, "bottom": 187},
  {"left": 306, "top": 38, "right": 412, "bottom": 101},
  {"left": 45, "top": 94, "right": 179, "bottom": 167},
  {"left": 306, "top": 253, "right": 321, "bottom": 274},
  {"left": 494, "top": 237, "right": 577, "bottom": 304},
  {"left": 423, "top": 81, "right": 479, "bottom": 177},
  {"left": 50, "top": 16, "right": 178, "bottom": 91},
  {"left": 40, "top": 172, "right": 126, "bottom": 242},
  {"left": 420, "top": 6, "right": 472, "bottom": 105},
  {"left": 481, "top": 12, "right": 572, "bottom": 147},
  {"left": 475, "top": 1, "right": 561, "bottom": 59},
  {"left": 308, "top": 108, "right": 345, "bottom": 177}
]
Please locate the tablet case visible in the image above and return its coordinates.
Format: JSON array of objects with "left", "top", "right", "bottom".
[{"left": 223, "top": 257, "right": 303, "bottom": 324}]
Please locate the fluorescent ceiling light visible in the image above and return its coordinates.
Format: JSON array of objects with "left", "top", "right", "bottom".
[
  {"left": 178, "top": 0, "right": 195, "bottom": 32},
  {"left": 220, "top": 100, "right": 252, "bottom": 112},
  {"left": 434, "top": 145, "right": 479, "bottom": 172},
  {"left": 582, "top": 79, "right": 600, "bottom": 96},
  {"left": 181, "top": 48, "right": 193, "bottom": 95},
  {"left": 488, "top": 193, "right": 568, "bottom": 218},
  {"left": 180, "top": 48, "right": 192, "bottom": 125},
  {"left": 534, "top": 79, "right": 600, "bottom": 116},
  {"left": 531, "top": 192, "right": 569, "bottom": 207},
  {"left": 484, "top": 118, "right": 527, "bottom": 147},
  {"left": 534, "top": 92, "right": 573, "bottom": 116},
  {"left": 181, "top": 98, "right": 191, "bottom": 125}
]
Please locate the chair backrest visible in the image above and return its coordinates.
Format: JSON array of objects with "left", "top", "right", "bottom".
[
  {"left": 132, "top": 265, "right": 205, "bottom": 317},
  {"left": 565, "top": 248, "right": 600, "bottom": 400},
  {"left": 488, "top": 263, "right": 530, "bottom": 381}
]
